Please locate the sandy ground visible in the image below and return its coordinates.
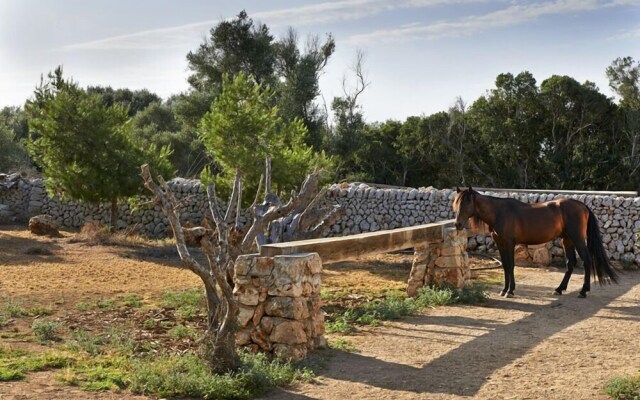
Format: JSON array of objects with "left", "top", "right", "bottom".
[{"left": 1, "top": 225, "right": 639, "bottom": 399}]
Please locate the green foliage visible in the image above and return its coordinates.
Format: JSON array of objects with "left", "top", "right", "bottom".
[
  {"left": 604, "top": 374, "right": 640, "bottom": 400},
  {"left": 128, "top": 351, "right": 312, "bottom": 399},
  {"left": 200, "top": 72, "right": 332, "bottom": 197},
  {"left": 31, "top": 319, "right": 59, "bottom": 342},
  {"left": 326, "top": 285, "right": 486, "bottom": 334},
  {"left": 161, "top": 289, "right": 205, "bottom": 319},
  {"left": 121, "top": 294, "right": 143, "bottom": 308},
  {"left": 25, "top": 67, "right": 172, "bottom": 213},
  {"left": 329, "top": 338, "right": 358, "bottom": 352},
  {"left": 0, "top": 122, "right": 30, "bottom": 173},
  {"left": 168, "top": 325, "right": 197, "bottom": 339},
  {"left": 58, "top": 357, "right": 129, "bottom": 391},
  {"left": 0, "top": 346, "right": 71, "bottom": 381}
]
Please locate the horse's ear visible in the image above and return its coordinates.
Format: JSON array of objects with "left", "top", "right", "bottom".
[
  {"left": 456, "top": 186, "right": 461, "bottom": 193},
  {"left": 467, "top": 186, "right": 473, "bottom": 192}
]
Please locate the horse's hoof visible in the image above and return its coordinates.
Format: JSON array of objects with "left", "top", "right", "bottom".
[
  {"left": 505, "top": 293, "right": 515, "bottom": 298},
  {"left": 500, "top": 290, "right": 507, "bottom": 296},
  {"left": 553, "top": 290, "right": 562, "bottom": 296},
  {"left": 578, "top": 293, "right": 587, "bottom": 298}
]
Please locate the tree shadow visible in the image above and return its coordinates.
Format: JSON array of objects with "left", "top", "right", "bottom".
[
  {"left": 325, "top": 255, "right": 413, "bottom": 283},
  {"left": 119, "top": 244, "right": 207, "bottom": 269},
  {"left": 0, "top": 232, "right": 65, "bottom": 265},
  {"left": 317, "top": 277, "right": 637, "bottom": 396}
]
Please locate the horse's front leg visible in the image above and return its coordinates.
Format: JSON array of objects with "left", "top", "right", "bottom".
[
  {"left": 496, "top": 238, "right": 516, "bottom": 297},
  {"left": 504, "top": 244, "right": 516, "bottom": 297}
]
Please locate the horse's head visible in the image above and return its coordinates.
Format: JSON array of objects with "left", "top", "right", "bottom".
[{"left": 453, "top": 186, "right": 475, "bottom": 231}]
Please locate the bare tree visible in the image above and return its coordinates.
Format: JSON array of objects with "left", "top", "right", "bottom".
[{"left": 141, "top": 163, "right": 341, "bottom": 372}]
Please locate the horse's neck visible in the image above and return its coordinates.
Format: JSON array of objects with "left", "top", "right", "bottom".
[{"left": 474, "top": 194, "right": 497, "bottom": 227}]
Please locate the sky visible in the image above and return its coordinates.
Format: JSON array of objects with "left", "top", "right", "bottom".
[{"left": 1, "top": 0, "right": 639, "bottom": 122}]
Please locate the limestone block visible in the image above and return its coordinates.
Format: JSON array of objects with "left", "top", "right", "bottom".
[
  {"left": 238, "top": 305, "right": 255, "bottom": 327},
  {"left": 270, "top": 319, "right": 307, "bottom": 345},
  {"left": 434, "top": 254, "right": 466, "bottom": 269},
  {"left": 251, "top": 257, "right": 274, "bottom": 277},
  {"left": 265, "top": 297, "right": 309, "bottom": 320},
  {"left": 28, "top": 215, "right": 60, "bottom": 236},
  {"left": 235, "top": 254, "right": 256, "bottom": 278},
  {"left": 235, "top": 328, "right": 252, "bottom": 345},
  {"left": 234, "top": 286, "right": 260, "bottom": 306}
]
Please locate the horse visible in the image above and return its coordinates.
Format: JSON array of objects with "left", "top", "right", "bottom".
[{"left": 452, "top": 187, "right": 618, "bottom": 298}]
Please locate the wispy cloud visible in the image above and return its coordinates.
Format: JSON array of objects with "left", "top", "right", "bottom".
[
  {"left": 60, "top": 0, "right": 487, "bottom": 51},
  {"left": 608, "top": 25, "right": 640, "bottom": 39},
  {"left": 348, "top": 0, "right": 627, "bottom": 44}
]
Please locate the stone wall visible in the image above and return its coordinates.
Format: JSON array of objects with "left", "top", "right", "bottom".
[
  {"left": 233, "top": 252, "right": 324, "bottom": 361},
  {"left": 1, "top": 176, "right": 638, "bottom": 266}
]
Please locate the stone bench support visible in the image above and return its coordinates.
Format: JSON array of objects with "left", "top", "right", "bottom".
[
  {"left": 407, "top": 227, "right": 470, "bottom": 296},
  {"left": 233, "top": 252, "right": 325, "bottom": 362}
]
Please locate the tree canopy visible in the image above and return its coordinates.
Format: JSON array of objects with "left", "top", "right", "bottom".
[{"left": 25, "top": 67, "right": 172, "bottom": 225}]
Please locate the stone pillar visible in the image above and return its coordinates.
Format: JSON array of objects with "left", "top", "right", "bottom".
[
  {"left": 407, "top": 243, "right": 440, "bottom": 297},
  {"left": 233, "top": 252, "right": 325, "bottom": 362},
  {"left": 407, "top": 227, "right": 470, "bottom": 296},
  {"left": 427, "top": 227, "right": 470, "bottom": 288}
]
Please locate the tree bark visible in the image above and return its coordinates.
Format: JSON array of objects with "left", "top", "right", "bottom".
[{"left": 109, "top": 198, "right": 118, "bottom": 232}]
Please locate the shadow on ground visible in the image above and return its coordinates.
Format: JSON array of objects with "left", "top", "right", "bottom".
[{"left": 266, "top": 272, "right": 639, "bottom": 398}]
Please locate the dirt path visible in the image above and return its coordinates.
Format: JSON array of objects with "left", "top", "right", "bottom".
[
  {"left": 264, "top": 268, "right": 640, "bottom": 400},
  {"left": 1, "top": 226, "right": 638, "bottom": 399}
]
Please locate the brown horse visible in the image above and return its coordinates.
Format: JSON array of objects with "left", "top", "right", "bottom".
[{"left": 453, "top": 187, "right": 618, "bottom": 298}]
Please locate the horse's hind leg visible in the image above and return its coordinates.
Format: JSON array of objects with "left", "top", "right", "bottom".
[
  {"left": 498, "top": 244, "right": 516, "bottom": 297},
  {"left": 574, "top": 241, "right": 591, "bottom": 298},
  {"left": 554, "top": 237, "right": 576, "bottom": 295},
  {"left": 498, "top": 247, "right": 510, "bottom": 297}
]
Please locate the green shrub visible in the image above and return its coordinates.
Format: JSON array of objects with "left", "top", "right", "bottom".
[
  {"left": 128, "top": 351, "right": 312, "bottom": 399},
  {"left": 326, "top": 284, "right": 486, "bottom": 334},
  {"left": 168, "top": 325, "right": 196, "bottom": 339},
  {"left": 122, "top": 294, "right": 143, "bottom": 308},
  {"left": 604, "top": 374, "right": 640, "bottom": 399},
  {"left": 31, "top": 320, "right": 59, "bottom": 342}
]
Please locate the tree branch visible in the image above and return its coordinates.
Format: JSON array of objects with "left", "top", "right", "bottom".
[{"left": 141, "top": 164, "right": 209, "bottom": 279}]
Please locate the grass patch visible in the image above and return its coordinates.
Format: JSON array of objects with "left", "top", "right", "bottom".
[
  {"left": 57, "top": 356, "right": 129, "bottom": 391},
  {"left": 168, "top": 324, "right": 197, "bottom": 339},
  {"left": 329, "top": 338, "right": 358, "bottom": 352},
  {"left": 128, "top": 351, "right": 312, "bottom": 399},
  {"left": 122, "top": 294, "right": 143, "bottom": 308},
  {"left": 2, "top": 299, "right": 28, "bottom": 318},
  {"left": 96, "top": 299, "right": 117, "bottom": 309},
  {"left": 0, "top": 346, "right": 71, "bottom": 381},
  {"left": 326, "top": 284, "right": 486, "bottom": 334},
  {"left": 161, "top": 289, "right": 205, "bottom": 319},
  {"left": 604, "top": 374, "right": 640, "bottom": 399},
  {"left": 31, "top": 319, "right": 59, "bottom": 342}
]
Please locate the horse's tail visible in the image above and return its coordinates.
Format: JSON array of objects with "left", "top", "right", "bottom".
[{"left": 586, "top": 208, "right": 618, "bottom": 284}]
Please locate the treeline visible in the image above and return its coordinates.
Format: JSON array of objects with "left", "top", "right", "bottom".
[{"left": 1, "top": 11, "right": 638, "bottom": 191}]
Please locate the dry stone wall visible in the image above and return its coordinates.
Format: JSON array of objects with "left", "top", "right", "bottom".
[
  {"left": 233, "top": 252, "right": 325, "bottom": 361},
  {"left": 1, "top": 176, "right": 638, "bottom": 266}
]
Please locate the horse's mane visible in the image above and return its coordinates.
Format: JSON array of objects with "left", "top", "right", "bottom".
[{"left": 452, "top": 189, "right": 488, "bottom": 233}]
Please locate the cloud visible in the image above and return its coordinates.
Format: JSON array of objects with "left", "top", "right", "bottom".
[
  {"left": 348, "top": 0, "right": 624, "bottom": 44},
  {"left": 59, "top": 0, "right": 486, "bottom": 51},
  {"left": 608, "top": 25, "right": 640, "bottom": 39}
]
